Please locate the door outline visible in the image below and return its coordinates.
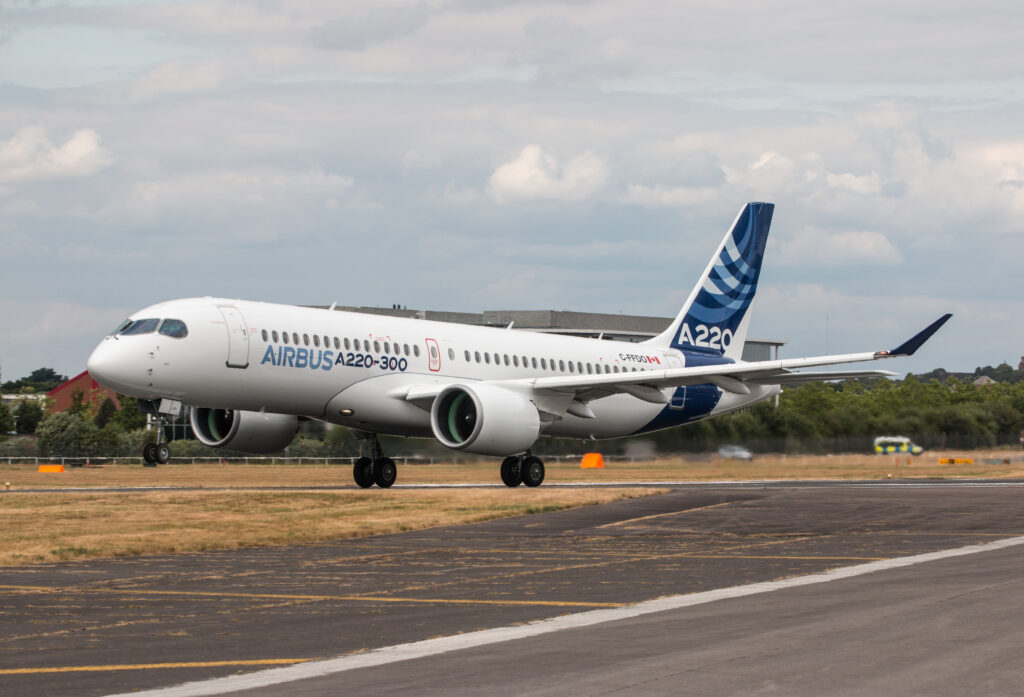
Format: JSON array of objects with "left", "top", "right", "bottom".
[
  {"left": 218, "top": 305, "right": 250, "bottom": 369},
  {"left": 425, "top": 338, "right": 441, "bottom": 372},
  {"left": 664, "top": 352, "right": 684, "bottom": 409}
]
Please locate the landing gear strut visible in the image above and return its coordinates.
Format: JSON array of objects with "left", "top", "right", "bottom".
[
  {"left": 500, "top": 453, "right": 545, "bottom": 487},
  {"left": 141, "top": 404, "right": 172, "bottom": 466},
  {"left": 353, "top": 433, "right": 397, "bottom": 489}
]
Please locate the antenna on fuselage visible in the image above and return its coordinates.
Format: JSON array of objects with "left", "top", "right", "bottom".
[{"left": 328, "top": 302, "right": 337, "bottom": 311}]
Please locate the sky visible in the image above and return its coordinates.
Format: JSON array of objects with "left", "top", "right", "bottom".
[{"left": 1, "top": 0, "right": 1022, "bottom": 383}]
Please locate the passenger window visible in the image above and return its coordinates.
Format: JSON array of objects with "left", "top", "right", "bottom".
[
  {"left": 484, "top": 352, "right": 491, "bottom": 364},
  {"left": 374, "top": 341, "right": 381, "bottom": 353},
  {"left": 532, "top": 357, "right": 538, "bottom": 369},
  {"left": 302, "top": 334, "right": 309, "bottom": 346},
  {"left": 282, "top": 332, "right": 290, "bottom": 345},
  {"left": 344, "top": 338, "right": 351, "bottom": 350},
  {"left": 577, "top": 362, "right": 583, "bottom": 374},
  {"left": 586, "top": 363, "right": 592, "bottom": 374},
  {"left": 465, "top": 350, "right": 471, "bottom": 361},
  {"left": 383, "top": 342, "right": 390, "bottom": 354},
  {"left": 568, "top": 362, "right": 575, "bottom": 373},
  {"left": 292, "top": 333, "right": 299, "bottom": 345},
  {"left": 559, "top": 360, "right": 565, "bottom": 372},
  {"left": 448, "top": 348, "right": 455, "bottom": 360},
  {"left": 122, "top": 318, "right": 160, "bottom": 335},
  {"left": 541, "top": 358, "right": 547, "bottom": 370},
  {"left": 475, "top": 351, "right": 481, "bottom": 363},
  {"left": 404, "top": 344, "right": 410, "bottom": 356},
  {"left": 413, "top": 345, "right": 420, "bottom": 357},
  {"left": 261, "top": 329, "right": 268, "bottom": 342},
  {"left": 334, "top": 337, "right": 340, "bottom": 350},
  {"left": 364, "top": 340, "right": 371, "bottom": 352},
  {"left": 513, "top": 355, "right": 519, "bottom": 367},
  {"left": 272, "top": 330, "right": 279, "bottom": 343},
  {"left": 313, "top": 335, "right": 320, "bottom": 347}
]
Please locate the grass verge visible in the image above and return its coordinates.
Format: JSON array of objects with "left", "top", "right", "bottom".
[{"left": 0, "top": 487, "right": 661, "bottom": 566}]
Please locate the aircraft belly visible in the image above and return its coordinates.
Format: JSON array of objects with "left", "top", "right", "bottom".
[{"left": 324, "top": 373, "right": 440, "bottom": 436}]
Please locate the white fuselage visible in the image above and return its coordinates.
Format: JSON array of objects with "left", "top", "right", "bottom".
[{"left": 87, "top": 297, "right": 776, "bottom": 441}]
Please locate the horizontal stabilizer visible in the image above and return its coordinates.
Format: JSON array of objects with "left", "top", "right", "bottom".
[{"left": 882, "top": 314, "right": 953, "bottom": 357}]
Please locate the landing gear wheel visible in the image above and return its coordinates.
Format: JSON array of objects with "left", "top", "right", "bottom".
[
  {"left": 353, "top": 457, "right": 374, "bottom": 488},
  {"left": 372, "top": 458, "right": 397, "bottom": 488},
  {"left": 154, "top": 443, "right": 170, "bottom": 465},
  {"left": 500, "top": 456, "right": 522, "bottom": 487},
  {"left": 521, "top": 456, "right": 545, "bottom": 487},
  {"left": 142, "top": 443, "right": 157, "bottom": 465}
]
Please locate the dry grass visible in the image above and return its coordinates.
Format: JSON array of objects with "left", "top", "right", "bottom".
[
  {"left": 3, "top": 451, "right": 1020, "bottom": 566},
  {"left": 2, "top": 449, "right": 1023, "bottom": 490},
  {"left": 0, "top": 488, "right": 659, "bottom": 566}
]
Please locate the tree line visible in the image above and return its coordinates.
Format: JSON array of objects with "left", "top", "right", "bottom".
[{"left": 2, "top": 364, "right": 1023, "bottom": 459}]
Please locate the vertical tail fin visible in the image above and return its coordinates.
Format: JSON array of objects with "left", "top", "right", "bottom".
[{"left": 644, "top": 202, "right": 773, "bottom": 360}]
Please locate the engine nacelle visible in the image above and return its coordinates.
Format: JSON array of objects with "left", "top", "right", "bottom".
[
  {"left": 189, "top": 408, "right": 299, "bottom": 453},
  {"left": 430, "top": 384, "right": 541, "bottom": 456}
]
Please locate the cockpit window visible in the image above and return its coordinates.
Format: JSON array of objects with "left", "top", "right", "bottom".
[
  {"left": 111, "top": 319, "right": 133, "bottom": 335},
  {"left": 158, "top": 319, "right": 188, "bottom": 338},
  {"left": 120, "top": 318, "right": 160, "bottom": 335}
]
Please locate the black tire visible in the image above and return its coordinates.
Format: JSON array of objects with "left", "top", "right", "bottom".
[
  {"left": 372, "top": 458, "right": 397, "bottom": 488},
  {"left": 521, "top": 456, "right": 545, "bottom": 487},
  {"left": 353, "top": 457, "right": 374, "bottom": 488},
  {"left": 142, "top": 443, "right": 157, "bottom": 465},
  {"left": 500, "top": 456, "right": 522, "bottom": 487},
  {"left": 154, "top": 443, "right": 170, "bottom": 465}
]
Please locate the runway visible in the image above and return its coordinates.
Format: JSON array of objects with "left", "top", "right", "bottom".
[{"left": 3, "top": 481, "right": 1023, "bottom": 696}]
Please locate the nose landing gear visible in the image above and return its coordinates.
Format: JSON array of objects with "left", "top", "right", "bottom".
[
  {"left": 352, "top": 433, "right": 397, "bottom": 488},
  {"left": 500, "top": 453, "right": 545, "bottom": 487}
]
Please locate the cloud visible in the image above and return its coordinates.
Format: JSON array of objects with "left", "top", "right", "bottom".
[
  {"left": 622, "top": 184, "right": 718, "bottom": 208},
  {"left": 110, "top": 166, "right": 354, "bottom": 223},
  {"left": 311, "top": 3, "right": 431, "bottom": 51},
  {"left": 826, "top": 171, "right": 882, "bottom": 195},
  {"left": 773, "top": 227, "right": 903, "bottom": 267},
  {"left": 487, "top": 145, "right": 608, "bottom": 203},
  {"left": 0, "top": 127, "right": 112, "bottom": 183}
]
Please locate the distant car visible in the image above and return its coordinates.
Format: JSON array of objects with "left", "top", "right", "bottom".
[
  {"left": 718, "top": 445, "right": 754, "bottom": 461},
  {"left": 873, "top": 436, "right": 923, "bottom": 456}
]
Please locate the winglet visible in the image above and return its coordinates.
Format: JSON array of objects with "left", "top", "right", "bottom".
[{"left": 878, "top": 314, "right": 952, "bottom": 357}]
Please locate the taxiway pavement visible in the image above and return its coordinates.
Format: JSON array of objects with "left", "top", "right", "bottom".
[{"left": 3, "top": 482, "right": 1023, "bottom": 696}]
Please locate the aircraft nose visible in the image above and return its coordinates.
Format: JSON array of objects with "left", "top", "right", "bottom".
[{"left": 87, "top": 338, "right": 148, "bottom": 396}]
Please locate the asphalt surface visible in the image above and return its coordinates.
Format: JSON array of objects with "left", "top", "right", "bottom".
[{"left": 3, "top": 482, "right": 1024, "bottom": 696}]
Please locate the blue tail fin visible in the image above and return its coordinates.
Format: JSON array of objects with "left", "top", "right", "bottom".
[{"left": 644, "top": 202, "right": 773, "bottom": 360}]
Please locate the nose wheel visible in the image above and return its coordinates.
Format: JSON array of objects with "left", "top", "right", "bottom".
[
  {"left": 142, "top": 415, "right": 171, "bottom": 466},
  {"left": 500, "top": 454, "right": 544, "bottom": 487},
  {"left": 352, "top": 433, "right": 397, "bottom": 488}
]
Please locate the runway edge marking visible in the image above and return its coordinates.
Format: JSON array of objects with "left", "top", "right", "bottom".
[{"left": 107, "top": 534, "right": 1024, "bottom": 697}]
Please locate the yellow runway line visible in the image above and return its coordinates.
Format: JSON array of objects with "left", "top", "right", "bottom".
[
  {"left": 0, "top": 658, "right": 314, "bottom": 676},
  {"left": 596, "top": 501, "right": 736, "bottom": 528},
  {"left": 0, "top": 585, "right": 622, "bottom": 609}
]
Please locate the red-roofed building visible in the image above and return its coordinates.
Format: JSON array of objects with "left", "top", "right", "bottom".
[{"left": 47, "top": 371, "right": 121, "bottom": 413}]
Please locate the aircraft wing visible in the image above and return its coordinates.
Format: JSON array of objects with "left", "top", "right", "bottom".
[
  {"left": 398, "top": 314, "right": 951, "bottom": 407},
  {"left": 525, "top": 314, "right": 951, "bottom": 400}
]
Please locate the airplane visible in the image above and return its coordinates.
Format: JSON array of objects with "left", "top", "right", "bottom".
[{"left": 86, "top": 202, "right": 951, "bottom": 488}]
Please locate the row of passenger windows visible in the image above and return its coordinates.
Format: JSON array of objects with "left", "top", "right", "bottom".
[
  {"left": 260, "top": 329, "right": 647, "bottom": 375},
  {"left": 260, "top": 329, "right": 421, "bottom": 358},
  {"left": 459, "top": 349, "right": 643, "bottom": 374}
]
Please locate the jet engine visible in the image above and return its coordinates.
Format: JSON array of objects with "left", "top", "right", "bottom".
[
  {"left": 189, "top": 408, "right": 299, "bottom": 453},
  {"left": 430, "top": 384, "right": 541, "bottom": 456}
]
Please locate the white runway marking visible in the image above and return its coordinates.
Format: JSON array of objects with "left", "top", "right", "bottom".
[{"left": 108, "top": 534, "right": 1024, "bottom": 697}]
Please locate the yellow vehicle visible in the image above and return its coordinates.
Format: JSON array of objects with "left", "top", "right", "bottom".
[{"left": 873, "top": 436, "right": 923, "bottom": 456}]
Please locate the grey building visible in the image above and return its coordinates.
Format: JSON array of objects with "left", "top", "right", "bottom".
[{"left": 320, "top": 305, "right": 784, "bottom": 362}]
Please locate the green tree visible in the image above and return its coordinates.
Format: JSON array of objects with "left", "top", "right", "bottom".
[
  {"left": 0, "top": 401, "right": 13, "bottom": 438},
  {"left": 36, "top": 411, "right": 98, "bottom": 457},
  {"left": 111, "top": 395, "right": 149, "bottom": 431},
  {"left": 95, "top": 397, "right": 118, "bottom": 429},
  {"left": 14, "top": 399, "right": 44, "bottom": 435},
  {"left": 1, "top": 367, "right": 67, "bottom": 393}
]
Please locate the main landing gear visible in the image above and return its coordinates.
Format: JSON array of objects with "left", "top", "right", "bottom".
[
  {"left": 500, "top": 453, "right": 545, "bottom": 488},
  {"left": 353, "top": 433, "right": 397, "bottom": 489}
]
